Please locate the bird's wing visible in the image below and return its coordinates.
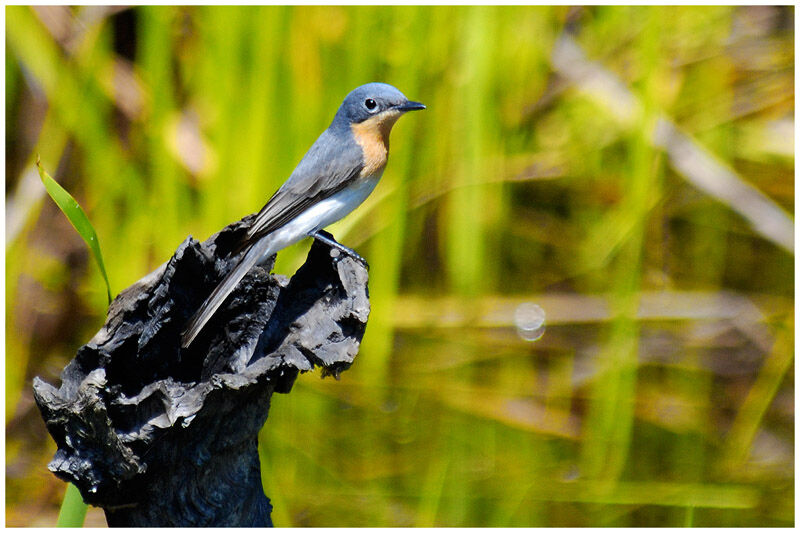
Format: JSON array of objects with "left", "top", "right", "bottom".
[{"left": 245, "top": 129, "right": 364, "bottom": 244}]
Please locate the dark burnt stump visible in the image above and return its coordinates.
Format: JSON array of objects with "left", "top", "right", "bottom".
[{"left": 32, "top": 217, "right": 370, "bottom": 527}]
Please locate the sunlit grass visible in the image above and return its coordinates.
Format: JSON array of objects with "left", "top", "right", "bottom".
[{"left": 56, "top": 484, "right": 88, "bottom": 527}]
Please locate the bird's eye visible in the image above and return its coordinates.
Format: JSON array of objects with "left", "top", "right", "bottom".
[{"left": 364, "top": 98, "right": 378, "bottom": 112}]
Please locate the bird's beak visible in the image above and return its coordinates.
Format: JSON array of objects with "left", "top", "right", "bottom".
[{"left": 396, "top": 101, "right": 426, "bottom": 112}]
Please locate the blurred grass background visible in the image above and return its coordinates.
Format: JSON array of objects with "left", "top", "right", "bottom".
[{"left": 5, "top": 5, "right": 793, "bottom": 527}]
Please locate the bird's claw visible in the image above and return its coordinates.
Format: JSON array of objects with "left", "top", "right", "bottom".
[
  {"left": 310, "top": 230, "right": 369, "bottom": 271},
  {"left": 331, "top": 248, "right": 369, "bottom": 270}
]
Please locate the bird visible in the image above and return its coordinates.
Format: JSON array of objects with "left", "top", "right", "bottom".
[{"left": 181, "top": 83, "right": 425, "bottom": 348}]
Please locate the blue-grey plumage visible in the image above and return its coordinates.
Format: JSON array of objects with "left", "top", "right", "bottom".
[{"left": 181, "top": 83, "right": 425, "bottom": 348}]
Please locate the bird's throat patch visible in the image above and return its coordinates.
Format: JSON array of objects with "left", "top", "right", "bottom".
[{"left": 351, "top": 110, "right": 402, "bottom": 177}]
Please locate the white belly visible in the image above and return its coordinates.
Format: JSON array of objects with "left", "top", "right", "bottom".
[{"left": 259, "top": 175, "right": 380, "bottom": 259}]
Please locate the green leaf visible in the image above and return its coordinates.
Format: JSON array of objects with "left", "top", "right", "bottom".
[
  {"left": 36, "top": 157, "right": 113, "bottom": 305},
  {"left": 56, "top": 483, "right": 88, "bottom": 527}
]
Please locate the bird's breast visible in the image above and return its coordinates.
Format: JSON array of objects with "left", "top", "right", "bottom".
[{"left": 350, "top": 110, "right": 402, "bottom": 178}]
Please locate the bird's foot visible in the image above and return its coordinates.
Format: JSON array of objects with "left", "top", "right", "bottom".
[{"left": 310, "top": 230, "right": 369, "bottom": 270}]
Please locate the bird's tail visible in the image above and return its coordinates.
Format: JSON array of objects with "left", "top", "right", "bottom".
[{"left": 180, "top": 235, "right": 276, "bottom": 348}]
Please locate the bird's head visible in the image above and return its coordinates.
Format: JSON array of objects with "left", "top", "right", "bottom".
[{"left": 334, "top": 83, "right": 425, "bottom": 137}]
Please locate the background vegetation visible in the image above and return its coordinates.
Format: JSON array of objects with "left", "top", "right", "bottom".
[{"left": 6, "top": 5, "right": 793, "bottom": 526}]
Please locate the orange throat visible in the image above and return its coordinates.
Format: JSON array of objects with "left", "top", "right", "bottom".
[{"left": 350, "top": 110, "right": 402, "bottom": 177}]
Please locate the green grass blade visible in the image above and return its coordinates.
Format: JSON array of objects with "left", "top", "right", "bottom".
[
  {"left": 36, "top": 158, "right": 112, "bottom": 305},
  {"left": 56, "top": 483, "right": 88, "bottom": 527}
]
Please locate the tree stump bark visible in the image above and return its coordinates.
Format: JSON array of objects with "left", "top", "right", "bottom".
[{"left": 33, "top": 216, "right": 370, "bottom": 526}]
